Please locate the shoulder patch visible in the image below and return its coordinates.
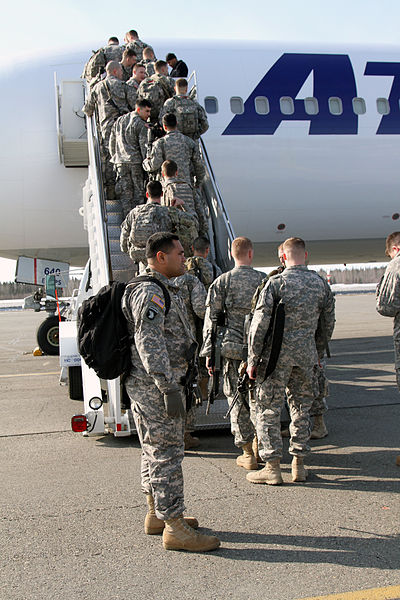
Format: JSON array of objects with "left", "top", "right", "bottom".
[
  {"left": 151, "top": 294, "right": 165, "bottom": 310},
  {"left": 145, "top": 307, "right": 159, "bottom": 321}
]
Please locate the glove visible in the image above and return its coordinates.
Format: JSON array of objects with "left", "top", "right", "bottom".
[{"left": 163, "top": 389, "right": 185, "bottom": 418}]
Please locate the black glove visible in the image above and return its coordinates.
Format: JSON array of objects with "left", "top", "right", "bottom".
[{"left": 163, "top": 389, "right": 185, "bottom": 418}]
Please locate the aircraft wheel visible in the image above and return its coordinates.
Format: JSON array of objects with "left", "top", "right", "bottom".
[
  {"left": 68, "top": 366, "right": 83, "bottom": 400},
  {"left": 37, "top": 315, "right": 64, "bottom": 355}
]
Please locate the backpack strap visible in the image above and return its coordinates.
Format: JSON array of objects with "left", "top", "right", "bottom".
[{"left": 125, "top": 275, "right": 171, "bottom": 316}]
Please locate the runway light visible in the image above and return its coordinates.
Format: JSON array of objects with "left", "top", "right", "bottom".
[{"left": 71, "top": 415, "right": 88, "bottom": 432}]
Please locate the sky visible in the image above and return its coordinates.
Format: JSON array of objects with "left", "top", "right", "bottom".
[{"left": 0, "top": 0, "right": 398, "bottom": 280}]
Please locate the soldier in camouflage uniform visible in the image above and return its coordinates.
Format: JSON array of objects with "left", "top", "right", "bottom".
[
  {"left": 159, "top": 78, "right": 209, "bottom": 140},
  {"left": 161, "top": 160, "right": 208, "bottom": 238},
  {"left": 201, "top": 238, "right": 264, "bottom": 470},
  {"left": 141, "top": 46, "right": 157, "bottom": 76},
  {"left": 172, "top": 271, "right": 207, "bottom": 449},
  {"left": 124, "top": 30, "right": 149, "bottom": 62},
  {"left": 109, "top": 99, "right": 151, "bottom": 216},
  {"left": 119, "top": 48, "right": 137, "bottom": 81},
  {"left": 83, "top": 61, "right": 131, "bottom": 199},
  {"left": 82, "top": 37, "right": 124, "bottom": 86},
  {"left": 126, "top": 64, "right": 147, "bottom": 108},
  {"left": 122, "top": 232, "right": 220, "bottom": 552},
  {"left": 186, "top": 237, "right": 222, "bottom": 291},
  {"left": 143, "top": 113, "right": 205, "bottom": 188},
  {"left": 247, "top": 237, "right": 335, "bottom": 485},
  {"left": 137, "top": 60, "right": 175, "bottom": 122}
]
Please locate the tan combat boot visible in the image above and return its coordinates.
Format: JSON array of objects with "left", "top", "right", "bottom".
[
  {"left": 184, "top": 432, "right": 200, "bottom": 450},
  {"left": 291, "top": 456, "right": 308, "bottom": 482},
  {"left": 162, "top": 516, "right": 220, "bottom": 552},
  {"left": 310, "top": 415, "right": 328, "bottom": 439},
  {"left": 236, "top": 441, "right": 258, "bottom": 470},
  {"left": 252, "top": 435, "right": 263, "bottom": 464},
  {"left": 144, "top": 495, "right": 199, "bottom": 535},
  {"left": 246, "top": 458, "right": 283, "bottom": 485}
]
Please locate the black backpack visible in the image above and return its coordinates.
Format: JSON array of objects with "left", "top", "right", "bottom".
[{"left": 78, "top": 276, "right": 171, "bottom": 380}]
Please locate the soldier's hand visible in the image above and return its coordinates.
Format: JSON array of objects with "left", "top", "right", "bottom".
[
  {"left": 206, "top": 356, "right": 214, "bottom": 376},
  {"left": 172, "top": 196, "right": 185, "bottom": 207},
  {"left": 247, "top": 365, "right": 257, "bottom": 380},
  {"left": 164, "top": 390, "right": 185, "bottom": 418}
]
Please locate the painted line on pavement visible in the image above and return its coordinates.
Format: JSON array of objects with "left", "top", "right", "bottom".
[
  {"left": 299, "top": 584, "right": 400, "bottom": 600},
  {"left": 0, "top": 371, "right": 59, "bottom": 378}
]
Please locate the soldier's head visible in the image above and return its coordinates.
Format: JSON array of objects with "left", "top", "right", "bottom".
[
  {"left": 162, "top": 113, "right": 177, "bottom": 132},
  {"left": 125, "top": 30, "right": 139, "bottom": 42},
  {"left": 136, "top": 99, "right": 152, "bottom": 121},
  {"left": 133, "top": 63, "right": 146, "bottom": 82},
  {"left": 282, "top": 237, "right": 307, "bottom": 266},
  {"left": 146, "top": 232, "right": 185, "bottom": 278},
  {"left": 106, "top": 60, "right": 123, "bottom": 80},
  {"left": 175, "top": 78, "right": 188, "bottom": 95},
  {"left": 385, "top": 232, "right": 400, "bottom": 258},
  {"left": 193, "top": 236, "right": 210, "bottom": 258},
  {"left": 146, "top": 181, "right": 163, "bottom": 204},
  {"left": 166, "top": 53, "right": 178, "bottom": 68},
  {"left": 155, "top": 60, "right": 168, "bottom": 76},
  {"left": 278, "top": 243, "right": 285, "bottom": 267},
  {"left": 231, "top": 237, "right": 254, "bottom": 266},
  {"left": 121, "top": 48, "right": 137, "bottom": 68},
  {"left": 161, "top": 160, "right": 178, "bottom": 179},
  {"left": 143, "top": 46, "right": 155, "bottom": 60},
  {"left": 108, "top": 37, "right": 119, "bottom": 46}
]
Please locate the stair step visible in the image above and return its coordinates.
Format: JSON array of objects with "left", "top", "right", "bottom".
[
  {"left": 107, "top": 224, "right": 123, "bottom": 240},
  {"left": 106, "top": 211, "right": 124, "bottom": 226}
]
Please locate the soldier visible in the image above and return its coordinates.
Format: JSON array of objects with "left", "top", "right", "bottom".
[
  {"left": 124, "top": 29, "right": 149, "bottom": 62},
  {"left": 122, "top": 231, "right": 220, "bottom": 552},
  {"left": 143, "top": 113, "right": 205, "bottom": 188},
  {"left": 246, "top": 237, "right": 335, "bottom": 485},
  {"left": 119, "top": 48, "right": 137, "bottom": 81},
  {"left": 172, "top": 271, "right": 207, "bottom": 449},
  {"left": 82, "top": 37, "right": 124, "bottom": 85},
  {"left": 83, "top": 60, "right": 130, "bottom": 199},
  {"left": 104, "top": 37, "right": 124, "bottom": 62},
  {"left": 159, "top": 78, "right": 209, "bottom": 140},
  {"left": 142, "top": 46, "right": 157, "bottom": 76},
  {"left": 376, "top": 231, "right": 400, "bottom": 467},
  {"left": 126, "top": 63, "right": 147, "bottom": 108},
  {"left": 166, "top": 52, "right": 189, "bottom": 77},
  {"left": 109, "top": 99, "right": 151, "bottom": 216},
  {"left": 137, "top": 60, "right": 175, "bottom": 122},
  {"left": 185, "top": 236, "right": 221, "bottom": 291},
  {"left": 161, "top": 160, "right": 208, "bottom": 237},
  {"left": 201, "top": 237, "right": 264, "bottom": 470}
]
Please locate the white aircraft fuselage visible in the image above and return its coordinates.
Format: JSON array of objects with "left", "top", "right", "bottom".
[{"left": 1, "top": 40, "right": 399, "bottom": 266}]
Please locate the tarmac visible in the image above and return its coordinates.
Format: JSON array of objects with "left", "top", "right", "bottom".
[{"left": 0, "top": 293, "right": 399, "bottom": 600}]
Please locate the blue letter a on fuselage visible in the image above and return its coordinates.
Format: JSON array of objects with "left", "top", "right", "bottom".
[{"left": 223, "top": 53, "right": 358, "bottom": 135}]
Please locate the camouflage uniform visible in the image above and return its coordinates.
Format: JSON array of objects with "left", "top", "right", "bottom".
[
  {"left": 173, "top": 272, "right": 207, "bottom": 433},
  {"left": 125, "top": 39, "right": 148, "bottom": 62},
  {"left": 82, "top": 44, "right": 124, "bottom": 85},
  {"left": 142, "top": 59, "right": 156, "bottom": 77},
  {"left": 159, "top": 95, "right": 209, "bottom": 140},
  {"left": 109, "top": 112, "right": 148, "bottom": 215},
  {"left": 120, "top": 63, "right": 133, "bottom": 82},
  {"left": 104, "top": 44, "right": 124, "bottom": 63},
  {"left": 122, "top": 268, "right": 195, "bottom": 520},
  {"left": 83, "top": 75, "right": 130, "bottom": 197},
  {"left": 162, "top": 177, "right": 208, "bottom": 237},
  {"left": 201, "top": 266, "right": 265, "bottom": 447},
  {"left": 185, "top": 256, "right": 221, "bottom": 291},
  {"left": 248, "top": 266, "right": 335, "bottom": 461},
  {"left": 137, "top": 74, "right": 175, "bottom": 122},
  {"left": 376, "top": 251, "right": 400, "bottom": 389},
  {"left": 143, "top": 130, "right": 205, "bottom": 187},
  {"left": 126, "top": 77, "right": 140, "bottom": 109}
]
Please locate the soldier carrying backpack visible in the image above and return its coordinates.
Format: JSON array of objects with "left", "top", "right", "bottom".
[
  {"left": 136, "top": 60, "right": 175, "bottom": 122},
  {"left": 159, "top": 79, "right": 209, "bottom": 140}
]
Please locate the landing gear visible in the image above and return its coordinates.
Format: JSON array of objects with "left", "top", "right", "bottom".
[{"left": 37, "top": 315, "right": 65, "bottom": 355}]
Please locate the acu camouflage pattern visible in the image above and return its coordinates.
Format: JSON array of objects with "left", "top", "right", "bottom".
[
  {"left": 126, "top": 77, "right": 140, "bottom": 109},
  {"left": 223, "top": 358, "right": 256, "bottom": 447},
  {"left": 248, "top": 265, "right": 335, "bottom": 460},
  {"left": 172, "top": 272, "right": 206, "bottom": 337},
  {"left": 83, "top": 75, "right": 130, "bottom": 138},
  {"left": 82, "top": 44, "right": 124, "bottom": 83},
  {"left": 185, "top": 256, "right": 221, "bottom": 290},
  {"left": 120, "top": 203, "right": 171, "bottom": 264},
  {"left": 162, "top": 178, "right": 209, "bottom": 237},
  {"left": 159, "top": 95, "right": 209, "bottom": 139},
  {"left": 376, "top": 251, "right": 400, "bottom": 389},
  {"left": 109, "top": 112, "right": 148, "bottom": 165},
  {"left": 137, "top": 74, "right": 175, "bottom": 121},
  {"left": 120, "top": 63, "right": 134, "bottom": 82},
  {"left": 143, "top": 130, "right": 205, "bottom": 187},
  {"left": 114, "top": 163, "right": 146, "bottom": 215},
  {"left": 122, "top": 269, "right": 195, "bottom": 519},
  {"left": 141, "top": 59, "right": 156, "bottom": 77},
  {"left": 125, "top": 39, "right": 148, "bottom": 61}
]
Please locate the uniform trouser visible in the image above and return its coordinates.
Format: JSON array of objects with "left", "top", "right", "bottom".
[
  {"left": 114, "top": 163, "right": 146, "bottom": 217},
  {"left": 255, "top": 363, "right": 317, "bottom": 461},
  {"left": 223, "top": 358, "right": 255, "bottom": 448},
  {"left": 393, "top": 330, "right": 400, "bottom": 390},
  {"left": 185, "top": 406, "right": 196, "bottom": 433},
  {"left": 125, "top": 377, "right": 186, "bottom": 520},
  {"left": 99, "top": 128, "right": 116, "bottom": 197},
  {"left": 310, "top": 362, "right": 329, "bottom": 417}
]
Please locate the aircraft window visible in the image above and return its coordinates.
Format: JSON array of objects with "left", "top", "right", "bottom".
[
  {"left": 328, "top": 97, "right": 343, "bottom": 115},
  {"left": 377, "top": 98, "right": 390, "bottom": 115},
  {"left": 255, "top": 96, "right": 270, "bottom": 114},
  {"left": 280, "top": 97, "right": 294, "bottom": 115},
  {"left": 230, "top": 97, "right": 244, "bottom": 114},
  {"left": 204, "top": 97, "right": 218, "bottom": 114},
  {"left": 304, "top": 97, "right": 319, "bottom": 115},
  {"left": 352, "top": 97, "right": 366, "bottom": 115}
]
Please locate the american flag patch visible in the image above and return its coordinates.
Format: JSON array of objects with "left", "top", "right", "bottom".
[{"left": 151, "top": 294, "right": 165, "bottom": 310}]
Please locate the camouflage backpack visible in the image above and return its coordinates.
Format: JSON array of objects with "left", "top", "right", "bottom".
[
  {"left": 174, "top": 97, "right": 199, "bottom": 137},
  {"left": 126, "top": 40, "right": 147, "bottom": 61},
  {"left": 129, "top": 204, "right": 167, "bottom": 254},
  {"left": 168, "top": 207, "right": 197, "bottom": 257},
  {"left": 81, "top": 48, "right": 106, "bottom": 81},
  {"left": 139, "top": 76, "right": 173, "bottom": 118},
  {"left": 186, "top": 256, "right": 214, "bottom": 289}
]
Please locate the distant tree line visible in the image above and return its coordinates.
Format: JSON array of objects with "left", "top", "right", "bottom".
[
  {"left": 317, "top": 266, "right": 385, "bottom": 285},
  {"left": 0, "top": 277, "right": 81, "bottom": 299}
]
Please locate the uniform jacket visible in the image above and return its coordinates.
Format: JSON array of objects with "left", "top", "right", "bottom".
[{"left": 109, "top": 112, "right": 148, "bottom": 164}]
